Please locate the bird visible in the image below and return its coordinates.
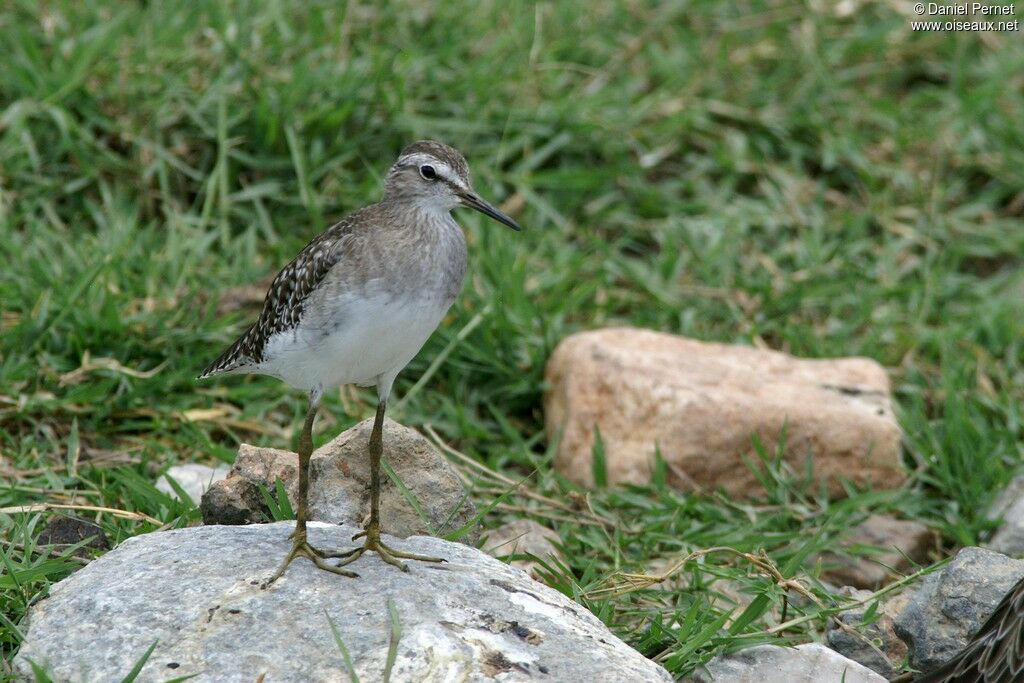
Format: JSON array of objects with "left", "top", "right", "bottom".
[
  {"left": 198, "top": 140, "right": 521, "bottom": 583},
  {"left": 900, "top": 573, "right": 1024, "bottom": 683}
]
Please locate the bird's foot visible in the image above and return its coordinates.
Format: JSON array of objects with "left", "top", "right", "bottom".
[
  {"left": 335, "top": 525, "right": 445, "bottom": 572},
  {"left": 263, "top": 531, "right": 359, "bottom": 587}
]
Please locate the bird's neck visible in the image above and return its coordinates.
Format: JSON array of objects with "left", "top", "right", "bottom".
[{"left": 375, "top": 199, "right": 459, "bottom": 237}]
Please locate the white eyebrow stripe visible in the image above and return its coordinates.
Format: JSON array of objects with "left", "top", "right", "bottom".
[
  {"left": 436, "top": 165, "right": 465, "bottom": 189},
  {"left": 397, "top": 155, "right": 466, "bottom": 190},
  {"left": 437, "top": 164, "right": 472, "bottom": 191}
]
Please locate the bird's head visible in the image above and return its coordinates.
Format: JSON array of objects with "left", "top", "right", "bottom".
[{"left": 384, "top": 140, "right": 521, "bottom": 231}]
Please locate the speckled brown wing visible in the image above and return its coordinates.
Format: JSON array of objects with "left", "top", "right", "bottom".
[
  {"left": 914, "top": 575, "right": 1024, "bottom": 683},
  {"left": 198, "top": 213, "right": 361, "bottom": 378}
]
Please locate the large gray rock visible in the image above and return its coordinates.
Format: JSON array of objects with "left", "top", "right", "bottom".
[
  {"left": 201, "top": 418, "right": 479, "bottom": 543},
  {"left": 157, "top": 463, "right": 231, "bottom": 504},
  {"left": 893, "top": 546, "right": 1024, "bottom": 672},
  {"left": 15, "top": 522, "right": 670, "bottom": 683},
  {"left": 693, "top": 643, "right": 886, "bottom": 682}
]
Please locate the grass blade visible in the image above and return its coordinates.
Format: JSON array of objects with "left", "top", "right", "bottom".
[
  {"left": 119, "top": 640, "right": 158, "bottom": 683},
  {"left": 326, "top": 611, "right": 360, "bottom": 683},
  {"left": 382, "top": 598, "right": 401, "bottom": 683}
]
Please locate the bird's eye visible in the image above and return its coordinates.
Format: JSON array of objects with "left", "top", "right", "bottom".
[{"left": 419, "top": 165, "right": 437, "bottom": 180}]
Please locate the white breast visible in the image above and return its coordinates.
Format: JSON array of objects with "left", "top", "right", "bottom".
[{"left": 257, "top": 290, "right": 453, "bottom": 396}]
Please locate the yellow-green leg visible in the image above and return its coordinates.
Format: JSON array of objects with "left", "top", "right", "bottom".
[
  {"left": 265, "top": 394, "right": 358, "bottom": 585},
  {"left": 335, "top": 400, "right": 445, "bottom": 571}
]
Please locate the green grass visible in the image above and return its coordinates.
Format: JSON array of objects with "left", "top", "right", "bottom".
[{"left": 1, "top": 0, "right": 1023, "bottom": 678}]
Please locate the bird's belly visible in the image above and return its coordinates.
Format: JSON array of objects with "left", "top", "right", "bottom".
[{"left": 258, "top": 292, "right": 452, "bottom": 392}]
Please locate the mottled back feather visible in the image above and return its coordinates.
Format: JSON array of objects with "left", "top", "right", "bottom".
[{"left": 198, "top": 213, "right": 361, "bottom": 378}]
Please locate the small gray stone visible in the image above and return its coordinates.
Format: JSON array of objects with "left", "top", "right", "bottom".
[
  {"left": 988, "top": 498, "right": 1024, "bottom": 557},
  {"left": 483, "top": 520, "right": 563, "bottom": 580},
  {"left": 819, "top": 514, "right": 934, "bottom": 589},
  {"left": 14, "top": 522, "right": 671, "bottom": 683},
  {"left": 157, "top": 463, "right": 231, "bottom": 504},
  {"left": 201, "top": 417, "right": 479, "bottom": 543},
  {"left": 986, "top": 475, "right": 1024, "bottom": 556},
  {"left": 693, "top": 643, "right": 886, "bottom": 683},
  {"left": 826, "top": 588, "right": 910, "bottom": 679},
  {"left": 893, "top": 546, "right": 1024, "bottom": 672},
  {"left": 986, "top": 474, "right": 1024, "bottom": 523}
]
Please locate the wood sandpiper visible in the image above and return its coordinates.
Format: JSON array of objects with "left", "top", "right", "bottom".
[{"left": 199, "top": 140, "right": 520, "bottom": 582}]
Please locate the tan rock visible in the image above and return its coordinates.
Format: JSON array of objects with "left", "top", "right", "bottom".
[
  {"left": 544, "top": 328, "right": 904, "bottom": 498},
  {"left": 201, "top": 417, "right": 479, "bottom": 543},
  {"left": 820, "top": 514, "right": 935, "bottom": 589},
  {"left": 483, "top": 519, "right": 563, "bottom": 579},
  {"left": 200, "top": 448, "right": 298, "bottom": 526}
]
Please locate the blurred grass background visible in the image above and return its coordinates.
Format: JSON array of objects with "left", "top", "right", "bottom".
[{"left": 1, "top": 0, "right": 1022, "bottom": 677}]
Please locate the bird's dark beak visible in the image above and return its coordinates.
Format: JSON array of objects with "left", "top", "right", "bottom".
[{"left": 459, "top": 191, "right": 521, "bottom": 231}]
